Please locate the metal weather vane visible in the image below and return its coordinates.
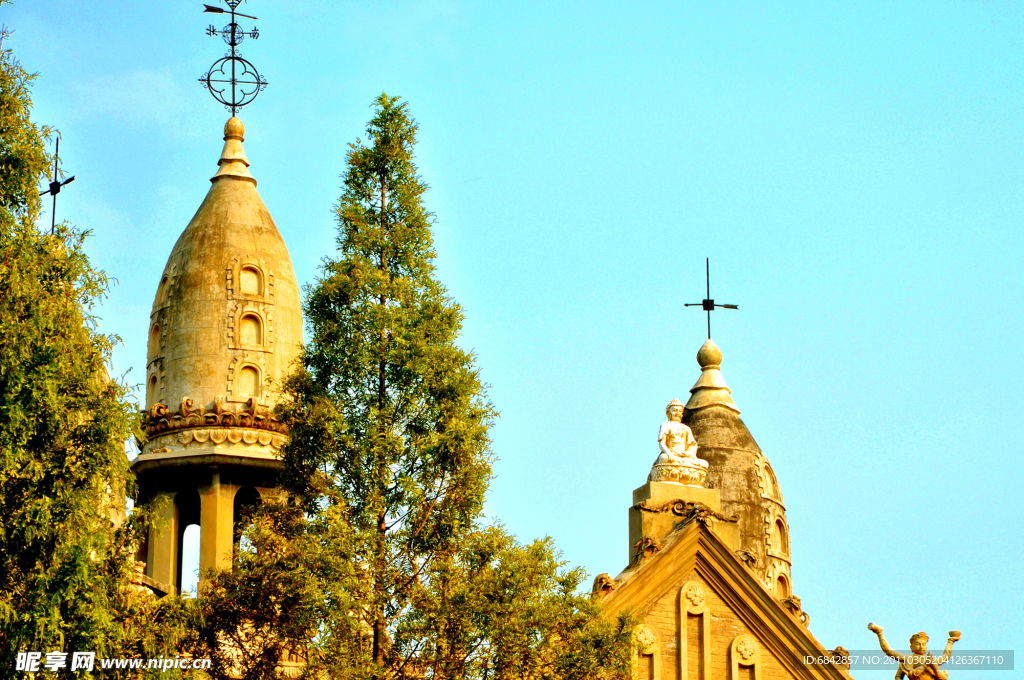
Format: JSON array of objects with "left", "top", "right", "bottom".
[
  {"left": 38, "top": 137, "right": 75, "bottom": 235},
  {"left": 198, "top": 1, "right": 267, "bottom": 115},
  {"left": 684, "top": 258, "right": 738, "bottom": 339}
]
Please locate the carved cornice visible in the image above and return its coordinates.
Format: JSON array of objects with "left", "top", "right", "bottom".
[
  {"left": 633, "top": 499, "right": 739, "bottom": 526},
  {"left": 143, "top": 396, "right": 285, "bottom": 436}
]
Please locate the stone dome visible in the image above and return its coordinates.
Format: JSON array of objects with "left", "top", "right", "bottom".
[
  {"left": 683, "top": 340, "right": 794, "bottom": 599},
  {"left": 138, "top": 118, "right": 302, "bottom": 465}
]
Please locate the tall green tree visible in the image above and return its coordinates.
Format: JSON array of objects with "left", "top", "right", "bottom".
[
  {"left": 273, "top": 94, "right": 632, "bottom": 679},
  {"left": 0, "top": 18, "right": 167, "bottom": 677}
]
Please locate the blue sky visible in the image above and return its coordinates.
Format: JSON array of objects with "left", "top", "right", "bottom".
[{"left": 5, "top": 0, "right": 1023, "bottom": 673}]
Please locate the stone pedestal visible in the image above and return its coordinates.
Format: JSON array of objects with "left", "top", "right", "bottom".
[{"left": 628, "top": 481, "right": 739, "bottom": 563}]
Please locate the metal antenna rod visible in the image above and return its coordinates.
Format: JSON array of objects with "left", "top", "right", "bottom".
[
  {"left": 706, "top": 257, "right": 711, "bottom": 338},
  {"left": 51, "top": 138, "right": 58, "bottom": 234},
  {"left": 38, "top": 137, "right": 76, "bottom": 235},
  {"left": 684, "top": 257, "right": 739, "bottom": 340}
]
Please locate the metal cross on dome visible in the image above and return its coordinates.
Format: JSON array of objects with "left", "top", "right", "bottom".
[
  {"left": 684, "top": 258, "right": 739, "bottom": 340},
  {"left": 38, "top": 138, "right": 75, "bottom": 235},
  {"left": 198, "top": 0, "right": 268, "bottom": 115}
]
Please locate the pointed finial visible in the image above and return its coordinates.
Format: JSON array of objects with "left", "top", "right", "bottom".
[
  {"left": 211, "top": 117, "right": 255, "bottom": 185},
  {"left": 686, "top": 339, "right": 740, "bottom": 413}
]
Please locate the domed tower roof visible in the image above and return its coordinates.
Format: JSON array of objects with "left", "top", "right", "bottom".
[
  {"left": 683, "top": 339, "right": 794, "bottom": 599},
  {"left": 136, "top": 117, "right": 302, "bottom": 468}
]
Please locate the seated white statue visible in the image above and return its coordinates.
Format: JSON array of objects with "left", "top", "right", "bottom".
[{"left": 655, "top": 399, "right": 705, "bottom": 466}]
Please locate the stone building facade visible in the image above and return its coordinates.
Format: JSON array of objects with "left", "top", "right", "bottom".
[{"left": 598, "top": 340, "right": 849, "bottom": 680}]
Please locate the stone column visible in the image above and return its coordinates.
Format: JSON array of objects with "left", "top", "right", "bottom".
[
  {"left": 199, "top": 470, "right": 239, "bottom": 585},
  {"left": 147, "top": 492, "right": 179, "bottom": 592}
]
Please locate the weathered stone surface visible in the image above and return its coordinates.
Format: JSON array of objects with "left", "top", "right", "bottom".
[
  {"left": 134, "top": 118, "right": 301, "bottom": 595},
  {"left": 683, "top": 340, "right": 794, "bottom": 595}
]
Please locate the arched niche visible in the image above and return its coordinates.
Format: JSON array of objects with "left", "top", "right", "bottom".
[
  {"left": 774, "top": 518, "right": 789, "bottom": 555},
  {"left": 148, "top": 324, "right": 160, "bottom": 359},
  {"left": 239, "top": 313, "right": 263, "bottom": 346},
  {"left": 240, "top": 265, "right": 263, "bottom": 296},
  {"left": 155, "top": 275, "right": 169, "bottom": 305},
  {"left": 774, "top": 573, "right": 789, "bottom": 599},
  {"left": 237, "top": 365, "right": 261, "bottom": 399}
]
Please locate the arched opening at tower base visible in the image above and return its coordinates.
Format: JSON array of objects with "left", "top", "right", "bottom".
[
  {"left": 233, "top": 486, "right": 263, "bottom": 560},
  {"left": 180, "top": 524, "right": 201, "bottom": 595},
  {"left": 174, "top": 489, "right": 201, "bottom": 594}
]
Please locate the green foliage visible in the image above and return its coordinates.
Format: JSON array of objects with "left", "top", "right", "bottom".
[
  {"left": 0, "top": 17, "right": 169, "bottom": 678},
  {"left": 0, "top": 21, "right": 50, "bottom": 232},
  {"left": 252, "top": 93, "right": 633, "bottom": 679},
  {"left": 280, "top": 92, "right": 496, "bottom": 676},
  {"left": 183, "top": 502, "right": 360, "bottom": 680}
]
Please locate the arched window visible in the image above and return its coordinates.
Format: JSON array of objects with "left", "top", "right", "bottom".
[
  {"left": 240, "top": 266, "right": 262, "bottom": 295},
  {"left": 775, "top": 519, "right": 789, "bottom": 555},
  {"left": 237, "top": 365, "right": 260, "bottom": 399},
  {"left": 765, "top": 465, "right": 781, "bottom": 499},
  {"left": 774, "top": 574, "right": 789, "bottom": 599},
  {"left": 155, "top": 275, "right": 168, "bottom": 305},
  {"left": 239, "top": 314, "right": 262, "bottom": 346},
  {"left": 148, "top": 324, "right": 160, "bottom": 359},
  {"left": 146, "top": 375, "right": 157, "bottom": 405}
]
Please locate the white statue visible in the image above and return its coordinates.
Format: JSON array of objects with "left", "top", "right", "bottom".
[
  {"left": 657, "top": 399, "right": 700, "bottom": 464},
  {"left": 649, "top": 399, "right": 708, "bottom": 485}
]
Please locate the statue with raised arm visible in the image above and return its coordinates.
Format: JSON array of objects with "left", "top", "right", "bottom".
[
  {"left": 648, "top": 399, "right": 709, "bottom": 486},
  {"left": 868, "top": 623, "right": 961, "bottom": 680}
]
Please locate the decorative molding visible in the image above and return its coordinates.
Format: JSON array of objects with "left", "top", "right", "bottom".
[
  {"left": 633, "top": 499, "right": 738, "bottom": 527},
  {"left": 648, "top": 461, "right": 708, "bottom": 486},
  {"left": 144, "top": 396, "right": 284, "bottom": 437},
  {"left": 679, "top": 580, "right": 711, "bottom": 680},
  {"left": 226, "top": 354, "right": 271, "bottom": 404},
  {"left": 227, "top": 301, "right": 275, "bottom": 352},
  {"left": 227, "top": 255, "right": 275, "bottom": 304},
  {"left": 631, "top": 624, "right": 661, "bottom": 680},
  {"left": 730, "top": 634, "right": 762, "bottom": 680}
]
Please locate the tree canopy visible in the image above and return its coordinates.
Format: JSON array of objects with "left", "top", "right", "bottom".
[
  {"left": 0, "top": 18, "right": 166, "bottom": 678},
  {"left": 264, "top": 93, "right": 632, "bottom": 679}
]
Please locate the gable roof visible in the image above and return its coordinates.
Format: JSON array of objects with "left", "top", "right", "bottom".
[{"left": 602, "top": 519, "right": 853, "bottom": 680}]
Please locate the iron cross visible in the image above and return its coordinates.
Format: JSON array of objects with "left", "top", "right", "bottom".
[
  {"left": 199, "top": 0, "right": 268, "bottom": 116},
  {"left": 684, "top": 258, "right": 738, "bottom": 339},
  {"left": 38, "top": 137, "right": 75, "bottom": 235}
]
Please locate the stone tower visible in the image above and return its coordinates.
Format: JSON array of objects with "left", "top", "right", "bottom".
[
  {"left": 683, "top": 338, "right": 794, "bottom": 598},
  {"left": 132, "top": 118, "right": 302, "bottom": 595}
]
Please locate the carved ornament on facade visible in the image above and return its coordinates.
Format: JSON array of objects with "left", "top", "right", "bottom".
[
  {"left": 631, "top": 534, "right": 662, "bottom": 565},
  {"left": 633, "top": 626, "right": 657, "bottom": 653},
  {"left": 591, "top": 573, "right": 617, "bottom": 599},
  {"left": 735, "top": 549, "right": 758, "bottom": 568},
  {"left": 633, "top": 499, "right": 738, "bottom": 527},
  {"left": 781, "top": 595, "right": 810, "bottom": 627},
  {"left": 735, "top": 636, "right": 757, "bottom": 662},
  {"left": 683, "top": 582, "right": 706, "bottom": 607},
  {"left": 144, "top": 396, "right": 284, "bottom": 437}
]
